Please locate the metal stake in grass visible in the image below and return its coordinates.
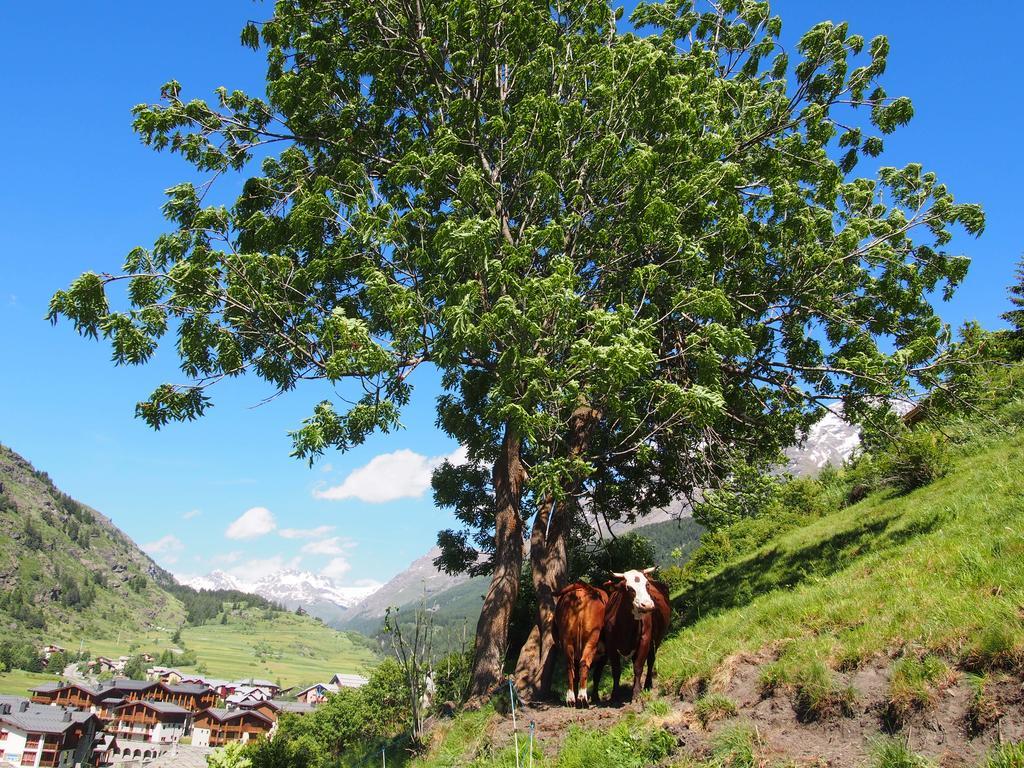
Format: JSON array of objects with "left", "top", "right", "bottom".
[
  {"left": 509, "top": 677, "right": 520, "bottom": 768},
  {"left": 529, "top": 720, "right": 535, "bottom": 768}
]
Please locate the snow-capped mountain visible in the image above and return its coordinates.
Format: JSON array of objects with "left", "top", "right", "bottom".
[
  {"left": 176, "top": 568, "right": 380, "bottom": 624},
  {"left": 178, "top": 569, "right": 243, "bottom": 592},
  {"left": 252, "top": 569, "right": 379, "bottom": 610}
]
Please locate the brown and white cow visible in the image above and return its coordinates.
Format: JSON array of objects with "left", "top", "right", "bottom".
[
  {"left": 593, "top": 567, "right": 671, "bottom": 701},
  {"left": 553, "top": 582, "right": 608, "bottom": 707}
]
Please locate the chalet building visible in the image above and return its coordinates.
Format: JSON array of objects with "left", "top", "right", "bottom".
[
  {"left": 235, "top": 679, "right": 279, "bottom": 698},
  {"left": 29, "top": 684, "right": 98, "bottom": 712},
  {"left": 330, "top": 673, "right": 369, "bottom": 689},
  {"left": 234, "top": 699, "right": 279, "bottom": 723},
  {"left": 0, "top": 697, "right": 100, "bottom": 768},
  {"left": 29, "top": 681, "right": 216, "bottom": 718},
  {"left": 143, "top": 668, "right": 183, "bottom": 685},
  {"left": 106, "top": 701, "right": 190, "bottom": 762},
  {"left": 191, "top": 708, "right": 273, "bottom": 748},
  {"left": 294, "top": 683, "right": 337, "bottom": 705}
]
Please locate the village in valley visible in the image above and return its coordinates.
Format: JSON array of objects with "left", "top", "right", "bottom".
[{"left": 0, "top": 645, "right": 368, "bottom": 768}]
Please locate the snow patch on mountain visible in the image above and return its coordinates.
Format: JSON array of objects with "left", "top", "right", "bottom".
[
  {"left": 176, "top": 568, "right": 381, "bottom": 623},
  {"left": 252, "top": 569, "right": 379, "bottom": 609}
]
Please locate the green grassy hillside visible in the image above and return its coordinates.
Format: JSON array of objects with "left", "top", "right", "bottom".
[{"left": 658, "top": 427, "right": 1024, "bottom": 689}]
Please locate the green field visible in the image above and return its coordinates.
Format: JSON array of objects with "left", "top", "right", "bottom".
[
  {"left": 0, "top": 669, "right": 61, "bottom": 696},
  {"left": 51, "top": 611, "right": 378, "bottom": 690}
]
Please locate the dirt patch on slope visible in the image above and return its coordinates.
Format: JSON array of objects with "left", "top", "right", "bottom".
[
  {"left": 477, "top": 656, "right": 1024, "bottom": 766},
  {"left": 700, "top": 656, "right": 1024, "bottom": 766}
]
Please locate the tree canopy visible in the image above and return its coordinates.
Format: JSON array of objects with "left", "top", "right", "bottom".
[{"left": 50, "top": 0, "right": 982, "bottom": 701}]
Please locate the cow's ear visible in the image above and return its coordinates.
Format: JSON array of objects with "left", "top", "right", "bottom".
[{"left": 642, "top": 567, "right": 656, "bottom": 575}]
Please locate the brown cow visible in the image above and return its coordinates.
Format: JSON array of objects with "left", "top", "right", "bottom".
[
  {"left": 592, "top": 567, "right": 671, "bottom": 701},
  {"left": 553, "top": 582, "right": 608, "bottom": 707}
]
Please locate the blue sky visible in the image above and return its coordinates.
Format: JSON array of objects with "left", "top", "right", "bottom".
[{"left": 1, "top": 1, "right": 1020, "bottom": 589}]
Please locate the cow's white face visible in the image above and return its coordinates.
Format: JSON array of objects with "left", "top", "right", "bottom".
[{"left": 615, "top": 569, "right": 656, "bottom": 617}]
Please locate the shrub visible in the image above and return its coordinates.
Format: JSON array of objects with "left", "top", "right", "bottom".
[
  {"left": 965, "top": 673, "right": 1002, "bottom": 735},
  {"left": 884, "top": 654, "right": 953, "bottom": 729},
  {"left": 883, "top": 431, "right": 952, "bottom": 494},
  {"left": 870, "top": 737, "right": 933, "bottom": 768},
  {"left": 983, "top": 742, "right": 1024, "bottom": 768},
  {"left": 694, "top": 693, "right": 737, "bottom": 727}
]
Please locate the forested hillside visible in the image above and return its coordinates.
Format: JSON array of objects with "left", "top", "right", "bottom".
[{"left": 0, "top": 443, "right": 184, "bottom": 638}]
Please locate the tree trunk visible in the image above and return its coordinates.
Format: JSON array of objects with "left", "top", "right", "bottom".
[
  {"left": 465, "top": 425, "right": 526, "bottom": 707},
  {"left": 512, "top": 405, "right": 601, "bottom": 701},
  {"left": 512, "top": 492, "right": 567, "bottom": 700}
]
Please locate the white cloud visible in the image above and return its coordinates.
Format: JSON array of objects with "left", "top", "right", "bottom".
[
  {"left": 313, "top": 445, "right": 468, "bottom": 503},
  {"left": 279, "top": 525, "right": 335, "bottom": 540},
  {"left": 143, "top": 534, "right": 184, "bottom": 564},
  {"left": 321, "top": 557, "right": 352, "bottom": 580},
  {"left": 227, "top": 555, "right": 302, "bottom": 588},
  {"left": 320, "top": 463, "right": 334, "bottom": 473},
  {"left": 225, "top": 507, "right": 277, "bottom": 539},
  {"left": 301, "top": 536, "right": 352, "bottom": 556},
  {"left": 183, "top": 509, "right": 201, "bottom": 520},
  {"left": 212, "top": 550, "right": 242, "bottom": 564}
]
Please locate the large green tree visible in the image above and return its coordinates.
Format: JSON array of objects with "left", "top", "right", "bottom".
[{"left": 51, "top": 0, "right": 981, "bottom": 703}]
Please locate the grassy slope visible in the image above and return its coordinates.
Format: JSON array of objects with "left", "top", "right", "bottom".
[
  {"left": 0, "top": 670, "right": 61, "bottom": 696},
  {"left": 0, "top": 443, "right": 185, "bottom": 640},
  {"left": 657, "top": 431, "right": 1024, "bottom": 689}
]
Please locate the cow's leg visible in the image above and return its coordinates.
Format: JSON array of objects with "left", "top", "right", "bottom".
[
  {"left": 609, "top": 653, "right": 622, "bottom": 701},
  {"left": 565, "top": 645, "right": 578, "bottom": 707},
  {"left": 631, "top": 633, "right": 652, "bottom": 701},
  {"left": 590, "top": 647, "right": 606, "bottom": 704},
  {"left": 577, "top": 629, "right": 601, "bottom": 708},
  {"left": 644, "top": 645, "right": 657, "bottom": 690}
]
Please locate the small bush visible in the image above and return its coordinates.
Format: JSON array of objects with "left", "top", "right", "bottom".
[
  {"left": 870, "top": 737, "right": 933, "bottom": 768},
  {"left": 791, "top": 661, "right": 855, "bottom": 722},
  {"left": 694, "top": 693, "right": 737, "bottom": 727},
  {"left": 706, "top": 724, "right": 763, "bottom": 768},
  {"left": 884, "top": 654, "right": 953, "bottom": 729},
  {"left": 965, "top": 673, "right": 1003, "bottom": 735},
  {"left": 883, "top": 431, "right": 952, "bottom": 494},
  {"left": 983, "top": 742, "right": 1024, "bottom": 768}
]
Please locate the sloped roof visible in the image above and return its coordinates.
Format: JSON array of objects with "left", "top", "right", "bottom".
[
  {"left": 196, "top": 707, "right": 273, "bottom": 725},
  {"left": 0, "top": 700, "right": 98, "bottom": 735},
  {"left": 330, "top": 673, "right": 369, "bottom": 688}
]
